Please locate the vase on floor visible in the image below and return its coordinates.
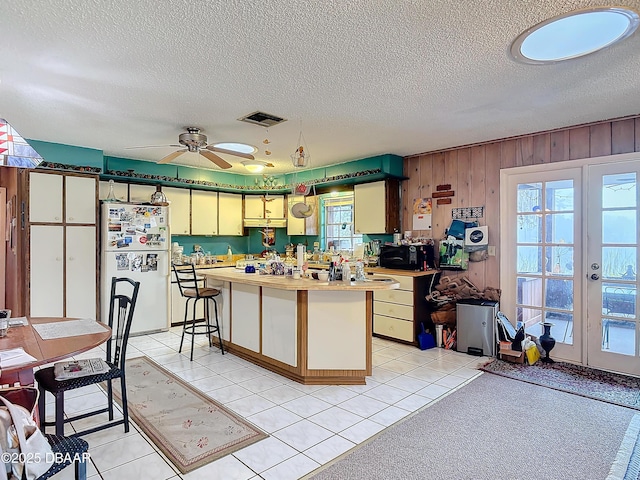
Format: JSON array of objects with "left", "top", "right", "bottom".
[{"left": 539, "top": 322, "right": 556, "bottom": 363}]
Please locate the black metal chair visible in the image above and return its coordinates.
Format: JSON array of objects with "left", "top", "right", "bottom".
[
  {"left": 172, "top": 263, "right": 224, "bottom": 361},
  {"left": 35, "top": 277, "right": 140, "bottom": 437},
  {"left": 37, "top": 434, "right": 89, "bottom": 480}
]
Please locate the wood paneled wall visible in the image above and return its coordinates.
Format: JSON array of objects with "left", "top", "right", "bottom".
[{"left": 403, "top": 115, "right": 640, "bottom": 291}]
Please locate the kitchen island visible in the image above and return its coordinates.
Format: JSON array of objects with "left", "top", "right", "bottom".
[{"left": 199, "top": 268, "right": 399, "bottom": 385}]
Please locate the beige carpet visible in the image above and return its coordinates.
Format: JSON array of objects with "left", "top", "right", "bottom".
[
  {"left": 309, "top": 373, "right": 635, "bottom": 480},
  {"left": 111, "top": 356, "right": 267, "bottom": 473}
]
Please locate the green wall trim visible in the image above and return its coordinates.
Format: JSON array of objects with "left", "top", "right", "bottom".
[{"left": 24, "top": 140, "right": 405, "bottom": 191}]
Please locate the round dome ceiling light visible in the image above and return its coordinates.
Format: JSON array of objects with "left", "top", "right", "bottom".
[
  {"left": 212, "top": 142, "right": 257, "bottom": 155},
  {"left": 510, "top": 7, "right": 639, "bottom": 64}
]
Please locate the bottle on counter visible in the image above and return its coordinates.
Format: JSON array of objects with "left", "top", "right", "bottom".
[
  {"left": 342, "top": 261, "right": 351, "bottom": 283},
  {"left": 354, "top": 261, "right": 366, "bottom": 282},
  {"left": 226, "top": 245, "right": 233, "bottom": 262}
]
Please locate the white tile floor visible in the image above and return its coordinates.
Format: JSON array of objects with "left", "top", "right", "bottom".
[{"left": 41, "top": 328, "right": 488, "bottom": 480}]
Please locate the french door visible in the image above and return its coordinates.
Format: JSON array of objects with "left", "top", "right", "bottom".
[
  {"left": 502, "top": 168, "right": 583, "bottom": 364},
  {"left": 502, "top": 155, "right": 640, "bottom": 375},
  {"left": 586, "top": 161, "right": 640, "bottom": 375}
]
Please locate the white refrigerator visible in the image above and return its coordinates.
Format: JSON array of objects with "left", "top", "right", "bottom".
[{"left": 101, "top": 202, "right": 170, "bottom": 335}]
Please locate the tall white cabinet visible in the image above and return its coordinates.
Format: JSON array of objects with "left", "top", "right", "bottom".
[{"left": 28, "top": 171, "right": 98, "bottom": 319}]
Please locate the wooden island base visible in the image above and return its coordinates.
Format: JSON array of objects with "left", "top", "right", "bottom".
[{"left": 202, "top": 268, "right": 399, "bottom": 385}]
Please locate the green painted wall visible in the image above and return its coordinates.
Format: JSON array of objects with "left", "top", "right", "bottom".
[{"left": 27, "top": 139, "right": 103, "bottom": 169}]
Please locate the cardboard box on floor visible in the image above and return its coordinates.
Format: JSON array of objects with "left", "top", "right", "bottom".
[{"left": 499, "top": 334, "right": 538, "bottom": 364}]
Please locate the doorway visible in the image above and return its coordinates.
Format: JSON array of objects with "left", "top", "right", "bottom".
[{"left": 501, "top": 154, "right": 640, "bottom": 375}]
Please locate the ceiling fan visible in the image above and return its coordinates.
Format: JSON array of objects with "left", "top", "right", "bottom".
[{"left": 127, "top": 127, "right": 255, "bottom": 169}]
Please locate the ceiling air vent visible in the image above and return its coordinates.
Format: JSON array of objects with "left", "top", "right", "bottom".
[{"left": 238, "top": 111, "right": 287, "bottom": 127}]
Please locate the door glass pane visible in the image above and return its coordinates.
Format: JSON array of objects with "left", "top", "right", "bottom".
[
  {"left": 545, "top": 213, "right": 574, "bottom": 243},
  {"left": 544, "top": 311, "right": 573, "bottom": 345},
  {"left": 602, "top": 173, "right": 636, "bottom": 208},
  {"left": 517, "top": 246, "right": 543, "bottom": 274},
  {"left": 517, "top": 277, "right": 543, "bottom": 307},
  {"left": 602, "top": 284, "right": 636, "bottom": 318},
  {"left": 603, "top": 210, "right": 636, "bottom": 244},
  {"left": 517, "top": 214, "right": 542, "bottom": 243},
  {"left": 547, "top": 246, "right": 574, "bottom": 275},
  {"left": 545, "top": 278, "right": 573, "bottom": 310},
  {"left": 517, "top": 183, "right": 542, "bottom": 213},
  {"left": 602, "top": 319, "right": 635, "bottom": 355},
  {"left": 546, "top": 180, "right": 574, "bottom": 211},
  {"left": 602, "top": 247, "right": 636, "bottom": 280},
  {"left": 517, "top": 307, "right": 542, "bottom": 334}
]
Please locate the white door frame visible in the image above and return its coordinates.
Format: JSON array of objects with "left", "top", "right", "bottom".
[{"left": 500, "top": 152, "right": 640, "bottom": 367}]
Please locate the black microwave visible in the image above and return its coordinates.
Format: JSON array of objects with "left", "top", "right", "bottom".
[{"left": 379, "top": 244, "right": 435, "bottom": 271}]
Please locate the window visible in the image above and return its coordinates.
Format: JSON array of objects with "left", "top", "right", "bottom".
[{"left": 321, "top": 192, "right": 362, "bottom": 252}]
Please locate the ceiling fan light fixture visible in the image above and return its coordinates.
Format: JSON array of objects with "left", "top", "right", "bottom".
[
  {"left": 242, "top": 160, "right": 266, "bottom": 173},
  {"left": 212, "top": 142, "right": 257, "bottom": 155},
  {"left": 510, "top": 7, "right": 639, "bottom": 64}
]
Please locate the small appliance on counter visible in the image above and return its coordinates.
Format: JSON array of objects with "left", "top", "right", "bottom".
[{"left": 379, "top": 243, "right": 435, "bottom": 271}]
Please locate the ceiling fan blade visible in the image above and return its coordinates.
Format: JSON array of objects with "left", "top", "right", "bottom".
[
  {"left": 157, "top": 149, "right": 188, "bottom": 164},
  {"left": 206, "top": 145, "right": 255, "bottom": 160},
  {"left": 200, "top": 150, "right": 233, "bottom": 169},
  {"left": 125, "top": 144, "right": 181, "bottom": 149}
]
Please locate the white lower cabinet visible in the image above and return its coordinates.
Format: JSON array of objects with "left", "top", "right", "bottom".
[
  {"left": 30, "top": 226, "right": 64, "bottom": 317},
  {"left": 65, "top": 226, "right": 96, "bottom": 318},
  {"left": 30, "top": 225, "right": 96, "bottom": 318},
  {"left": 231, "top": 283, "right": 260, "bottom": 352},
  {"left": 373, "top": 272, "right": 415, "bottom": 343},
  {"left": 261, "top": 288, "right": 297, "bottom": 366}
]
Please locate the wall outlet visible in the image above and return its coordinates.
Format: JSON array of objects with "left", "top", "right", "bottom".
[{"left": 488, "top": 245, "right": 496, "bottom": 256}]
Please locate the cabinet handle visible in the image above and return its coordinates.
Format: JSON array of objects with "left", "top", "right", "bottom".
[
  {"left": 55, "top": 257, "right": 62, "bottom": 261},
  {"left": 54, "top": 216, "right": 60, "bottom": 221},
  {"left": 68, "top": 257, "right": 74, "bottom": 261},
  {"left": 68, "top": 216, "right": 74, "bottom": 221}
]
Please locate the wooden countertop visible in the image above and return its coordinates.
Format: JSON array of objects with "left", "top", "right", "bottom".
[
  {"left": 179, "top": 262, "right": 438, "bottom": 277},
  {"left": 200, "top": 267, "right": 401, "bottom": 291}
]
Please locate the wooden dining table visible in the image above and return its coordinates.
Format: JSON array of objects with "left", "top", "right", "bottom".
[{"left": 0, "top": 317, "right": 112, "bottom": 386}]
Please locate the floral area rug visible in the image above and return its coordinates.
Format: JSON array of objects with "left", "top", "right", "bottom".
[
  {"left": 480, "top": 359, "right": 640, "bottom": 410},
  {"left": 111, "top": 356, "right": 267, "bottom": 473}
]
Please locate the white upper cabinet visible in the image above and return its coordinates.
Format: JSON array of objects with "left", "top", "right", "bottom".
[
  {"left": 244, "top": 196, "right": 265, "bottom": 219},
  {"left": 354, "top": 180, "right": 400, "bottom": 234},
  {"left": 99, "top": 180, "right": 129, "bottom": 202},
  {"left": 191, "top": 190, "right": 218, "bottom": 236},
  {"left": 164, "top": 187, "right": 191, "bottom": 235},
  {"left": 66, "top": 175, "right": 97, "bottom": 224},
  {"left": 244, "top": 195, "right": 286, "bottom": 227},
  {"left": 218, "top": 192, "right": 244, "bottom": 236},
  {"left": 29, "top": 172, "right": 97, "bottom": 225},
  {"left": 265, "top": 195, "right": 285, "bottom": 219},
  {"left": 29, "top": 172, "right": 63, "bottom": 223},
  {"left": 128, "top": 184, "right": 157, "bottom": 203}
]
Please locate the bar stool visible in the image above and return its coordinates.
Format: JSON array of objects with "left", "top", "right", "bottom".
[{"left": 172, "top": 263, "right": 224, "bottom": 360}]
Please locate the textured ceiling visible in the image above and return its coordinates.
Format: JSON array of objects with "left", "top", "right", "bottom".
[{"left": 2, "top": 0, "right": 640, "bottom": 174}]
